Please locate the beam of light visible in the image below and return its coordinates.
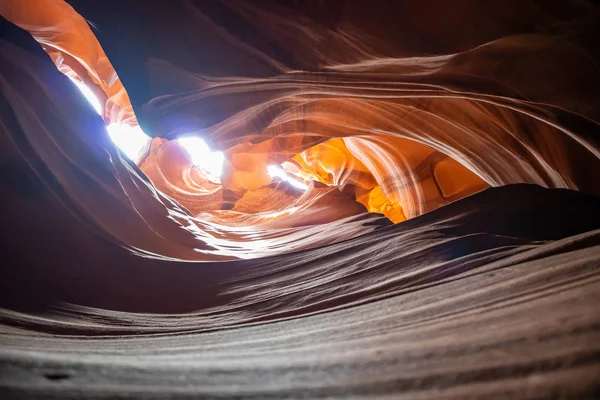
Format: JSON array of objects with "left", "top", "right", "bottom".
[
  {"left": 67, "top": 78, "right": 303, "bottom": 188},
  {"left": 106, "top": 123, "right": 151, "bottom": 161},
  {"left": 69, "top": 78, "right": 151, "bottom": 161},
  {"left": 267, "top": 165, "right": 309, "bottom": 190},
  {"left": 70, "top": 78, "right": 102, "bottom": 115},
  {"left": 178, "top": 137, "right": 225, "bottom": 184}
]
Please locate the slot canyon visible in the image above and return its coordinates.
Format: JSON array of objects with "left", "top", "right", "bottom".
[{"left": 1, "top": 0, "right": 599, "bottom": 398}]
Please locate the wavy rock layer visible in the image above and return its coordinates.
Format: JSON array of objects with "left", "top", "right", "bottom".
[
  {"left": 3, "top": 0, "right": 600, "bottom": 252},
  {"left": 1, "top": 0, "right": 600, "bottom": 398},
  {"left": 1, "top": 186, "right": 600, "bottom": 398}
]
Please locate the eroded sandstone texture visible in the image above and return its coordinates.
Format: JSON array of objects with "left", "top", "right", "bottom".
[{"left": 0, "top": 1, "right": 599, "bottom": 398}]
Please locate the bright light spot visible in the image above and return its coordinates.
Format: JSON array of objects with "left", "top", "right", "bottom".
[
  {"left": 267, "top": 165, "right": 308, "bottom": 190},
  {"left": 107, "top": 124, "right": 151, "bottom": 161},
  {"left": 67, "top": 78, "right": 150, "bottom": 161},
  {"left": 178, "top": 137, "right": 225, "bottom": 184},
  {"left": 70, "top": 78, "right": 102, "bottom": 115}
]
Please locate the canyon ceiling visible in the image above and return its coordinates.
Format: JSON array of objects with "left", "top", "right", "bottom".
[{"left": 1, "top": 0, "right": 599, "bottom": 398}]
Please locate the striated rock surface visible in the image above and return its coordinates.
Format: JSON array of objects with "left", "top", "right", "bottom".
[{"left": 1, "top": 0, "right": 600, "bottom": 398}]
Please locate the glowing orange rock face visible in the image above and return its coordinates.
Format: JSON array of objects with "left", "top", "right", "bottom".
[
  {"left": 2, "top": 0, "right": 599, "bottom": 260},
  {"left": 0, "top": 0, "right": 489, "bottom": 225},
  {"left": 291, "top": 136, "right": 489, "bottom": 222},
  {"left": 139, "top": 138, "right": 224, "bottom": 215},
  {"left": 0, "top": 0, "right": 135, "bottom": 126}
]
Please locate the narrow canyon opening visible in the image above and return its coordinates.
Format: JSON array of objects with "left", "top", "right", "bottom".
[{"left": 1, "top": 1, "right": 599, "bottom": 398}]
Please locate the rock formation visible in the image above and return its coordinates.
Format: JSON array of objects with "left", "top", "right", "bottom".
[{"left": 0, "top": 0, "right": 599, "bottom": 398}]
